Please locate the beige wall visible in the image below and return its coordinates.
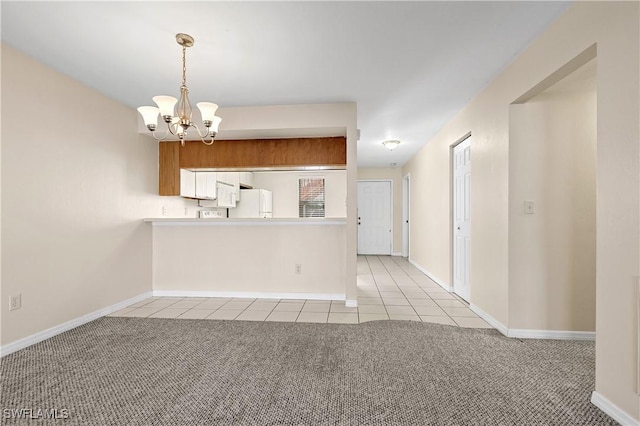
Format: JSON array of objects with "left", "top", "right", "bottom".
[
  {"left": 509, "top": 60, "right": 596, "bottom": 331},
  {"left": 252, "top": 170, "right": 347, "bottom": 218},
  {"left": 402, "top": 2, "right": 638, "bottom": 420},
  {"left": 0, "top": 45, "right": 160, "bottom": 345},
  {"left": 152, "top": 222, "right": 346, "bottom": 296},
  {"left": 357, "top": 168, "right": 403, "bottom": 255}
]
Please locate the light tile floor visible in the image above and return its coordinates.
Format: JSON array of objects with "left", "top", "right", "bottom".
[{"left": 110, "top": 256, "right": 492, "bottom": 329}]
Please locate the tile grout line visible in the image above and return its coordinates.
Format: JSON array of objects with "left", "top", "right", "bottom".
[
  {"left": 378, "top": 255, "right": 423, "bottom": 319},
  {"left": 388, "top": 256, "right": 461, "bottom": 326},
  {"left": 244, "top": 299, "right": 279, "bottom": 321},
  {"left": 364, "top": 255, "right": 390, "bottom": 322}
]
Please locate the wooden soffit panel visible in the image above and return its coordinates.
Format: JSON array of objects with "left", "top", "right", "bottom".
[
  {"left": 158, "top": 142, "right": 180, "bottom": 196},
  {"left": 178, "top": 137, "right": 346, "bottom": 169}
]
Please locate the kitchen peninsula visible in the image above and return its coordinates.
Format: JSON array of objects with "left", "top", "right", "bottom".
[
  {"left": 148, "top": 103, "right": 359, "bottom": 305},
  {"left": 145, "top": 217, "right": 348, "bottom": 301}
]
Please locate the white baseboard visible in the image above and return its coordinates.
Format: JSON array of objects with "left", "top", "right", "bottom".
[
  {"left": 0, "top": 291, "right": 153, "bottom": 358},
  {"left": 508, "top": 329, "right": 595, "bottom": 340},
  {"left": 591, "top": 391, "right": 639, "bottom": 425},
  {"left": 407, "top": 258, "right": 453, "bottom": 292},
  {"left": 153, "top": 290, "right": 346, "bottom": 301},
  {"left": 470, "top": 303, "right": 596, "bottom": 341},
  {"left": 391, "top": 252, "right": 403, "bottom": 257},
  {"left": 469, "top": 304, "right": 509, "bottom": 336},
  {"left": 407, "top": 259, "right": 596, "bottom": 341},
  {"left": 345, "top": 299, "right": 358, "bottom": 308}
]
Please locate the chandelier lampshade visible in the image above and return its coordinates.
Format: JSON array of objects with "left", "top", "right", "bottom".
[
  {"left": 137, "top": 33, "right": 222, "bottom": 146},
  {"left": 137, "top": 106, "right": 160, "bottom": 131}
]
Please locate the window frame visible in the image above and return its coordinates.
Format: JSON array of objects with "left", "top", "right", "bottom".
[{"left": 298, "top": 176, "right": 325, "bottom": 218}]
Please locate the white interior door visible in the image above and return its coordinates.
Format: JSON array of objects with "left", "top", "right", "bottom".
[
  {"left": 358, "top": 181, "right": 392, "bottom": 255},
  {"left": 402, "top": 174, "right": 410, "bottom": 257},
  {"left": 453, "top": 137, "right": 471, "bottom": 301}
]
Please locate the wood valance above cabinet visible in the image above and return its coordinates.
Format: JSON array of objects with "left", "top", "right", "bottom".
[{"left": 158, "top": 137, "right": 346, "bottom": 196}]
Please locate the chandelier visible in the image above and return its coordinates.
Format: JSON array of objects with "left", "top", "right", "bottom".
[{"left": 137, "top": 33, "right": 222, "bottom": 146}]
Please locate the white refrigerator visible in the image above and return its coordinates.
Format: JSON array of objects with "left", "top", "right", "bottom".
[{"left": 229, "top": 189, "right": 273, "bottom": 218}]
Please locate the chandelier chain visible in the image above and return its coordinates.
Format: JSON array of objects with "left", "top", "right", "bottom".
[{"left": 182, "top": 46, "right": 187, "bottom": 87}]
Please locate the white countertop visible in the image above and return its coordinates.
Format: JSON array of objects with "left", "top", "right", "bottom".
[{"left": 144, "top": 217, "right": 348, "bottom": 226}]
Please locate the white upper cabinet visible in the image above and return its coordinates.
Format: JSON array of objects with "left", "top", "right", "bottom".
[
  {"left": 181, "top": 170, "right": 217, "bottom": 200},
  {"left": 239, "top": 172, "right": 254, "bottom": 188},
  {"left": 180, "top": 169, "right": 196, "bottom": 198},
  {"left": 217, "top": 172, "right": 241, "bottom": 201},
  {"left": 180, "top": 170, "right": 248, "bottom": 201},
  {"left": 195, "top": 172, "right": 217, "bottom": 200},
  {"left": 216, "top": 172, "right": 230, "bottom": 185}
]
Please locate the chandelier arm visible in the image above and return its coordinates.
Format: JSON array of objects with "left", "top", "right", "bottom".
[
  {"left": 167, "top": 122, "right": 179, "bottom": 136},
  {"left": 191, "top": 123, "right": 215, "bottom": 145},
  {"left": 150, "top": 129, "right": 170, "bottom": 142}
]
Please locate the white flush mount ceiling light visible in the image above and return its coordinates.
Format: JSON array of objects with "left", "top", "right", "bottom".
[
  {"left": 137, "top": 33, "right": 222, "bottom": 147},
  {"left": 382, "top": 140, "right": 401, "bottom": 151}
]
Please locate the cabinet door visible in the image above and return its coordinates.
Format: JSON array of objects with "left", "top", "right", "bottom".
[
  {"left": 180, "top": 169, "right": 196, "bottom": 198},
  {"left": 216, "top": 172, "right": 229, "bottom": 185},
  {"left": 205, "top": 173, "right": 217, "bottom": 199},
  {"left": 239, "top": 172, "right": 254, "bottom": 188},
  {"left": 194, "top": 172, "right": 217, "bottom": 200},
  {"left": 195, "top": 172, "right": 207, "bottom": 199},
  {"left": 263, "top": 190, "right": 273, "bottom": 212},
  {"left": 228, "top": 172, "right": 240, "bottom": 202}
]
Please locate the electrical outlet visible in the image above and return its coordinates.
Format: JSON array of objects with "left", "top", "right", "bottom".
[
  {"left": 295, "top": 264, "right": 302, "bottom": 275},
  {"left": 9, "top": 294, "right": 21, "bottom": 311},
  {"left": 162, "top": 206, "right": 167, "bottom": 216}
]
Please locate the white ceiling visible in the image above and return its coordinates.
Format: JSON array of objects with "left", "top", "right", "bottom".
[{"left": 1, "top": 1, "right": 570, "bottom": 167}]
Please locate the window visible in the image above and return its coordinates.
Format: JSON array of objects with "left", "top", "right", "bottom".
[{"left": 298, "top": 177, "right": 325, "bottom": 217}]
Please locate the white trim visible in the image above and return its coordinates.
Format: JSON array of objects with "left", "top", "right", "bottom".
[
  {"left": 469, "top": 304, "right": 509, "bottom": 336},
  {"left": 637, "top": 276, "right": 640, "bottom": 395},
  {"left": 508, "top": 329, "right": 595, "bottom": 340},
  {"left": 345, "top": 299, "right": 358, "bottom": 308},
  {"left": 470, "top": 304, "right": 596, "bottom": 341},
  {"left": 392, "top": 252, "right": 403, "bottom": 257},
  {"left": 408, "top": 258, "right": 453, "bottom": 292},
  {"left": 0, "top": 291, "right": 153, "bottom": 358},
  {"left": 591, "top": 391, "right": 639, "bottom": 426},
  {"left": 153, "top": 290, "right": 346, "bottom": 301},
  {"left": 145, "top": 218, "right": 346, "bottom": 226}
]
